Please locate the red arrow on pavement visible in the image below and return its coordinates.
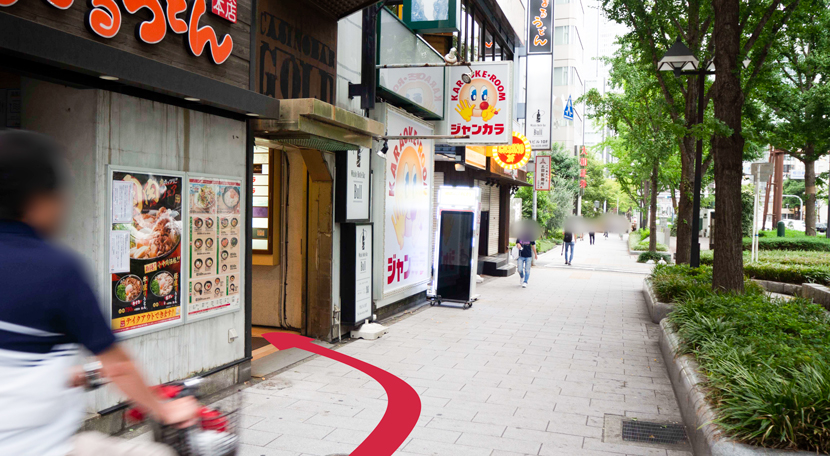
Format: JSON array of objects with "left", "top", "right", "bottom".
[{"left": 261, "top": 333, "right": 421, "bottom": 456}]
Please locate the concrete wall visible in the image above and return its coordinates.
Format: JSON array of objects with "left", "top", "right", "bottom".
[{"left": 22, "top": 79, "right": 247, "bottom": 412}]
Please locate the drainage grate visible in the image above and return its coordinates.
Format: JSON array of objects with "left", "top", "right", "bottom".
[{"left": 621, "top": 419, "right": 688, "bottom": 445}]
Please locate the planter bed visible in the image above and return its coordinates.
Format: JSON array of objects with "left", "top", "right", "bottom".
[{"left": 660, "top": 321, "right": 816, "bottom": 456}]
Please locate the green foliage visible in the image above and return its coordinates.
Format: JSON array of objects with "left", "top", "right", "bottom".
[
  {"left": 669, "top": 292, "right": 830, "bottom": 452},
  {"left": 517, "top": 144, "right": 580, "bottom": 235},
  {"left": 757, "top": 228, "right": 810, "bottom": 238},
  {"left": 637, "top": 251, "right": 671, "bottom": 263},
  {"left": 700, "top": 250, "right": 830, "bottom": 285},
  {"left": 740, "top": 186, "right": 754, "bottom": 237},
  {"left": 550, "top": 229, "right": 564, "bottom": 241},
  {"left": 635, "top": 240, "right": 667, "bottom": 251},
  {"left": 741, "top": 236, "right": 830, "bottom": 252},
  {"left": 650, "top": 264, "right": 765, "bottom": 304}
]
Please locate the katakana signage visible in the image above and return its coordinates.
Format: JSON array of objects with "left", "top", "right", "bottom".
[
  {"left": 491, "top": 132, "right": 531, "bottom": 170},
  {"left": 445, "top": 62, "right": 513, "bottom": 145}
]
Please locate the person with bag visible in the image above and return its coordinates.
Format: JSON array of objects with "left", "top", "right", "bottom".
[{"left": 561, "top": 229, "right": 575, "bottom": 265}]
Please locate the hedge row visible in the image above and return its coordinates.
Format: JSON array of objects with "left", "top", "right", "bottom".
[
  {"left": 741, "top": 236, "right": 830, "bottom": 252},
  {"left": 699, "top": 251, "right": 830, "bottom": 285}
]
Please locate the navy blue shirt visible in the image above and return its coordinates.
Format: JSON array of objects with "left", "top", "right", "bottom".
[
  {"left": 516, "top": 239, "right": 535, "bottom": 258},
  {"left": 0, "top": 221, "right": 115, "bottom": 355}
]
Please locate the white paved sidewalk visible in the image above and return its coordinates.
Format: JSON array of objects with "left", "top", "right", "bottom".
[{"left": 229, "top": 239, "right": 688, "bottom": 456}]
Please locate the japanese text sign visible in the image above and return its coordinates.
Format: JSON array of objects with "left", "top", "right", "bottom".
[
  {"left": 579, "top": 146, "right": 588, "bottom": 189},
  {"left": 527, "top": 0, "right": 552, "bottom": 54},
  {"left": 534, "top": 154, "right": 551, "bottom": 191},
  {"left": 445, "top": 62, "right": 513, "bottom": 145},
  {"left": 211, "top": 0, "right": 237, "bottom": 22},
  {"left": 491, "top": 132, "right": 531, "bottom": 170}
]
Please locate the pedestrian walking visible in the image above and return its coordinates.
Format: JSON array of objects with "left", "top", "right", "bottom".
[
  {"left": 589, "top": 232, "right": 595, "bottom": 244},
  {"left": 561, "top": 229, "right": 575, "bottom": 265},
  {"left": 515, "top": 236, "right": 537, "bottom": 288},
  {"left": 0, "top": 131, "right": 197, "bottom": 456}
]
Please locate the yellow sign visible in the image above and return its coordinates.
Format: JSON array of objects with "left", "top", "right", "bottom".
[
  {"left": 464, "top": 146, "right": 487, "bottom": 169},
  {"left": 490, "top": 132, "right": 531, "bottom": 170}
]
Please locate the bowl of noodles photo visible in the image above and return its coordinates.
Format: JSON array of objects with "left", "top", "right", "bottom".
[
  {"left": 150, "top": 271, "right": 175, "bottom": 297},
  {"left": 115, "top": 275, "right": 143, "bottom": 302},
  {"left": 192, "top": 185, "right": 216, "bottom": 214}
]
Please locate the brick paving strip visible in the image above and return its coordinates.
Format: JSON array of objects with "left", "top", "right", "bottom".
[{"left": 229, "top": 238, "right": 692, "bottom": 456}]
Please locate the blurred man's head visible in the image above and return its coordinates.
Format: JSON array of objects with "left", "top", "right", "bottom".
[{"left": 0, "top": 131, "right": 68, "bottom": 237}]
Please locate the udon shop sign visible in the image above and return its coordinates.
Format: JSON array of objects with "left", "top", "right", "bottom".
[
  {"left": 444, "top": 61, "right": 513, "bottom": 145},
  {"left": 0, "top": 0, "right": 234, "bottom": 64}
]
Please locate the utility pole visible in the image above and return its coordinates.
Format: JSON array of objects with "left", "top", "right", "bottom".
[
  {"left": 532, "top": 189, "right": 537, "bottom": 220},
  {"left": 773, "top": 149, "right": 784, "bottom": 226}
]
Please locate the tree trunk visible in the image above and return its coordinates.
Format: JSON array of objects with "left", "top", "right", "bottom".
[
  {"left": 670, "top": 184, "right": 678, "bottom": 214},
  {"left": 804, "top": 152, "right": 816, "bottom": 236},
  {"left": 649, "top": 162, "right": 659, "bottom": 253},
  {"left": 641, "top": 180, "right": 650, "bottom": 230},
  {"left": 711, "top": 0, "right": 745, "bottom": 292},
  {"left": 675, "top": 138, "right": 696, "bottom": 264}
]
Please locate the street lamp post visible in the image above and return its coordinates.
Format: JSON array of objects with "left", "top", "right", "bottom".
[{"left": 657, "top": 38, "right": 715, "bottom": 268}]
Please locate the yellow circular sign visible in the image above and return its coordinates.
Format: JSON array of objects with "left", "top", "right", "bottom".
[{"left": 491, "top": 132, "right": 531, "bottom": 170}]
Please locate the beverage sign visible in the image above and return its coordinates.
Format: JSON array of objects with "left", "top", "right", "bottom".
[
  {"left": 527, "top": 0, "right": 552, "bottom": 54},
  {"left": 383, "top": 108, "right": 433, "bottom": 296},
  {"left": 336, "top": 149, "right": 371, "bottom": 222},
  {"left": 526, "top": 55, "right": 553, "bottom": 149},
  {"left": 109, "top": 170, "right": 183, "bottom": 334},
  {"left": 211, "top": 0, "right": 237, "bottom": 22},
  {"left": 187, "top": 176, "right": 243, "bottom": 318},
  {"left": 534, "top": 154, "right": 551, "bottom": 191},
  {"left": 446, "top": 62, "right": 513, "bottom": 145},
  {"left": 491, "top": 132, "right": 531, "bottom": 170}
]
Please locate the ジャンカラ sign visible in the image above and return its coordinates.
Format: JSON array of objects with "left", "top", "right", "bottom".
[
  {"left": 491, "top": 132, "right": 531, "bottom": 170},
  {"left": 445, "top": 62, "right": 513, "bottom": 145}
]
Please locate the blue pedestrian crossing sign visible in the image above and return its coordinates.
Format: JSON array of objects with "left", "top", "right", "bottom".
[{"left": 563, "top": 95, "right": 574, "bottom": 121}]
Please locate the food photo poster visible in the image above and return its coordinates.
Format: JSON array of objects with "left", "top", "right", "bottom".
[
  {"left": 110, "top": 170, "right": 183, "bottom": 334},
  {"left": 187, "top": 176, "right": 243, "bottom": 319}
]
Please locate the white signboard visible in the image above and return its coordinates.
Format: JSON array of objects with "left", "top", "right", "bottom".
[
  {"left": 383, "top": 109, "right": 434, "bottom": 296},
  {"left": 346, "top": 148, "right": 370, "bottom": 220},
  {"left": 526, "top": 55, "right": 552, "bottom": 150},
  {"left": 445, "top": 61, "right": 513, "bottom": 144},
  {"left": 353, "top": 224, "right": 373, "bottom": 322},
  {"left": 379, "top": 68, "right": 444, "bottom": 117},
  {"left": 111, "top": 180, "right": 134, "bottom": 224},
  {"left": 534, "top": 154, "right": 551, "bottom": 191}
]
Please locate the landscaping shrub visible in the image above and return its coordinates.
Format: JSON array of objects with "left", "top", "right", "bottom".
[
  {"left": 741, "top": 236, "right": 830, "bottom": 252},
  {"left": 637, "top": 252, "right": 671, "bottom": 263},
  {"left": 669, "top": 293, "right": 830, "bottom": 452},
  {"left": 634, "top": 239, "right": 668, "bottom": 252},
  {"left": 550, "top": 229, "right": 564, "bottom": 241},
  {"left": 699, "top": 251, "right": 830, "bottom": 285},
  {"left": 650, "top": 264, "right": 763, "bottom": 303}
]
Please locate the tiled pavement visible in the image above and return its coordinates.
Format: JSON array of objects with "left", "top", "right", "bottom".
[{"left": 229, "top": 238, "right": 690, "bottom": 456}]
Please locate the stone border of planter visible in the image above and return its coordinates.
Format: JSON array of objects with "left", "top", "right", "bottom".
[
  {"left": 660, "top": 320, "right": 814, "bottom": 456},
  {"left": 643, "top": 278, "right": 674, "bottom": 324},
  {"left": 752, "top": 279, "right": 803, "bottom": 297},
  {"left": 803, "top": 283, "right": 830, "bottom": 310}
]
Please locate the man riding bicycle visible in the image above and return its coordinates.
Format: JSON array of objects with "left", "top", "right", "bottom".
[{"left": 0, "top": 131, "right": 197, "bottom": 456}]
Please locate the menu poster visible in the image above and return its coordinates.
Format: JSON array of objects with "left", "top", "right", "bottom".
[
  {"left": 110, "top": 171, "right": 183, "bottom": 334},
  {"left": 187, "top": 176, "right": 243, "bottom": 317}
]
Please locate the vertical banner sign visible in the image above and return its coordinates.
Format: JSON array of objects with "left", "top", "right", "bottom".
[
  {"left": 384, "top": 109, "right": 434, "bottom": 296},
  {"left": 187, "top": 176, "right": 243, "bottom": 317},
  {"left": 446, "top": 62, "right": 513, "bottom": 145},
  {"left": 579, "top": 146, "right": 588, "bottom": 191},
  {"left": 534, "top": 154, "right": 552, "bottom": 191},
  {"left": 526, "top": 55, "right": 553, "bottom": 150},
  {"left": 341, "top": 224, "right": 373, "bottom": 324},
  {"left": 110, "top": 171, "right": 183, "bottom": 333},
  {"left": 527, "top": 0, "right": 552, "bottom": 54},
  {"left": 336, "top": 148, "right": 371, "bottom": 222}
]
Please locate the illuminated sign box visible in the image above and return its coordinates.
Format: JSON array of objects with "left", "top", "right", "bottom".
[{"left": 402, "top": 0, "right": 461, "bottom": 33}]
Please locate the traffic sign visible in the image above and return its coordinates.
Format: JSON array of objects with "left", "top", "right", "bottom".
[{"left": 563, "top": 95, "right": 574, "bottom": 121}]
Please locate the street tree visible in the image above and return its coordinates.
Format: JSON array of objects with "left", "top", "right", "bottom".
[
  {"left": 755, "top": 2, "right": 830, "bottom": 236},
  {"left": 583, "top": 48, "right": 679, "bottom": 253}
]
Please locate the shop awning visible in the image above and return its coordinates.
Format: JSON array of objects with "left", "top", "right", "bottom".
[{"left": 251, "top": 99, "right": 385, "bottom": 151}]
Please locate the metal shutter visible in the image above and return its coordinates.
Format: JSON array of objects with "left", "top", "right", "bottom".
[
  {"left": 489, "top": 186, "right": 500, "bottom": 255},
  {"left": 432, "top": 172, "right": 443, "bottom": 250},
  {"left": 477, "top": 180, "right": 491, "bottom": 211}
]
